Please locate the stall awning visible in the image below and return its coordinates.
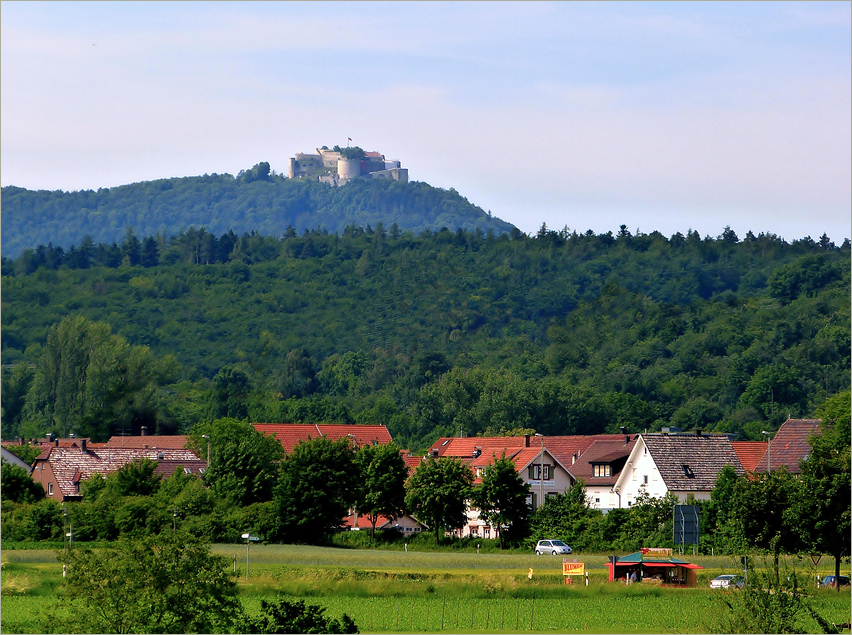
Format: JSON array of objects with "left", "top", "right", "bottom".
[{"left": 640, "top": 562, "right": 676, "bottom": 567}]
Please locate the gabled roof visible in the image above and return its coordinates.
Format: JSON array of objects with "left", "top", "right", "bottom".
[
  {"left": 570, "top": 437, "right": 638, "bottom": 486},
  {"left": 1, "top": 446, "right": 34, "bottom": 473},
  {"left": 756, "top": 419, "right": 821, "bottom": 474},
  {"left": 253, "top": 423, "right": 392, "bottom": 454},
  {"left": 545, "top": 434, "right": 631, "bottom": 467},
  {"left": 731, "top": 441, "right": 767, "bottom": 473},
  {"left": 636, "top": 434, "right": 744, "bottom": 491},
  {"left": 426, "top": 437, "right": 530, "bottom": 458}
]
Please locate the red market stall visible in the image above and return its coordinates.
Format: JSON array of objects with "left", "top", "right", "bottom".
[{"left": 607, "top": 548, "right": 703, "bottom": 587}]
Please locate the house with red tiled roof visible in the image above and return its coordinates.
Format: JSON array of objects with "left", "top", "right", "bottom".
[
  {"left": 342, "top": 511, "right": 428, "bottom": 535},
  {"left": 731, "top": 441, "right": 767, "bottom": 473},
  {"left": 756, "top": 418, "right": 821, "bottom": 474},
  {"left": 253, "top": 423, "right": 392, "bottom": 454},
  {"left": 31, "top": 441, "right": 205, "bottom": 501},
  {"left": 425, "top": 435, "right": 576, "bottom": 539}
]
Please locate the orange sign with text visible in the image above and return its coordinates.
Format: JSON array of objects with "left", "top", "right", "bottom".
[{"left": 562, "top": 561, "right": 585, "bottom": 576}]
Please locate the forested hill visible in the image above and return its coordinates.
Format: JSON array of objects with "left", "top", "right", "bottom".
[
  {"left": 0, "top": 167, "right": 514, "bottom": 257},
  {"left": 2, "top": 226, "right": 849, "bottom": 451}
]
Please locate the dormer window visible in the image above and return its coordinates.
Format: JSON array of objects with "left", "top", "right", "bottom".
[
  {"left": 682, "top": 464, "right": 694, "bottom": 478},
  {"left": 593, "top": 464, "right": 611, "bottom": 478}
]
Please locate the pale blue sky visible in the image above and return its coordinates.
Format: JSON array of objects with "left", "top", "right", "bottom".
[{"left": 2, "top": 1, "right": 850, "bottom": 241}]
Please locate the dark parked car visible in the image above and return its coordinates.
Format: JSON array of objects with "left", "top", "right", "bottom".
[{"left": 820, "top": 575, "right": 850, "bottom": 587}]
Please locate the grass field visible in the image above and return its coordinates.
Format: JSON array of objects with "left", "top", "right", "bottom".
[{"left": 2, "top": 544, "right": 850, "bottom": 633}]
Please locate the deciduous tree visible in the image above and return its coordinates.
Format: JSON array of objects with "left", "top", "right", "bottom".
[
  {"left": 353, "top": 442, "right": 408, "bottom": 540},
  {"left": 405, "top": 456, "right": 473, "bottom": 545},
  {"left": 471, "top": 454, "right": 530, "bottom": 548},
  {"left": 190, "top": 418, "right": 283, "bottom": 507},
  {"left": 275, "top": 436, "right": 357, "bottom": 542}
]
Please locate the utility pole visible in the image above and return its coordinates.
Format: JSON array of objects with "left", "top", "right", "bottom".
[{"left": 761, "top": 431, "right": 773, "bottom": 472}]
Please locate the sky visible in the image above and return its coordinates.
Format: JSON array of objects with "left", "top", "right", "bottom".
[{"left": 2, "top": 1, "right": 850, "bottom": 241}]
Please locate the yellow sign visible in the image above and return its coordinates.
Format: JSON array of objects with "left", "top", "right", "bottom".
[
  {"left": 562, "top": 562, "right": 585, "bottom": 576},
  {"left": 642, "top": 548, "right": 672, "bottom": 558}
]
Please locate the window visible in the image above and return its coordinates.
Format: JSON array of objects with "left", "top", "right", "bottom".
[
  {"left": 543, "top": 465, "right": 551, "bottom": 480},
  {"left": 593, "top": 464, "right": 611, "bottom": 478},
  {"left": 595, "top": 497, "right": 600, "bottom": 504},
  {"left": 184, "top": 468, "right": 191, "bottom": 475},
  {"left": 643, "top": 475, "right": 648, "bottom": 485},
  {"left": 48, "top": 483, "right": 53, "bottom": 496}
]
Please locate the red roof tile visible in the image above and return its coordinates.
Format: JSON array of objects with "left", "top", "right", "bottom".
[
  {"left": 756, "top": 419, "right": 821, "bottom": 473},
  {"left": 105, "top": 435, "right": 189, "bottom": 449},
  {"left": 731, "top": 441, "right": 767, "bottom": 473},
  {"left": 253, "top": 423, "right": 392, "bottom": 453}
]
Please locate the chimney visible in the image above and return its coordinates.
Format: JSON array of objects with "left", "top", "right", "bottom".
[
  {"left": 571, "top": 453, "right": 576, "bottom": 465},
  {"left": 473, "top": 447, "right": 482, "bottom": 459},
  {"left": 81, "top": 439, "right": 87, "bottom": 452},
  {"left": 141, "top": 426, "right": 148, "bottom": 437},
  {"left": 524, "top": 434, "right": 530, "bottom": 447},
  {"left": 696, "top": 429, "right": 702, "bottom": 437},
  {"left": 54, "top": 439, "right": 59, "bottom": 447}
]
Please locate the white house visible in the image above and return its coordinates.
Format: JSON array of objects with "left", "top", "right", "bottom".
[{"left": 611, "top": 432, "right": 744, "bottom": 508}]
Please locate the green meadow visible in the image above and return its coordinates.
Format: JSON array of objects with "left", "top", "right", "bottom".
[{"left": 2, "top": 544, "right": 850, "bottom": 634}]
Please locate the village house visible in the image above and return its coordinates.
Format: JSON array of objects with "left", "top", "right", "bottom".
[
  {"left": 30, "top": 439, "right": 205, "bottom": 502},
  {"left": 426, "top": 435, "right": 576, "bottom": 538},
  {"left": 342, "top": 511, "right": 429, "bottom": 535},
  {"left": 568, "top": 434, "right": 638, "bottom": 510},
  {"left": 611, "top": 431, "right": 745, "bottom": 508}
]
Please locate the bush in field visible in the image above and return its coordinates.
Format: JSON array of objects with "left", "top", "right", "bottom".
[
  {"left": 240, "top": 598, "right": 358, "bottom": 634},
  {"left": 50, "top": 533, "right": 240, "bottom": 634},
  {"left": 717, "top": 562, "right": 836, "bottom": 634}
]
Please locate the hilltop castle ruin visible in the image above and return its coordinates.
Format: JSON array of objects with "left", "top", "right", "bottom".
[{"left": 288, "top": 146, "right": 408, "bottom": 186}]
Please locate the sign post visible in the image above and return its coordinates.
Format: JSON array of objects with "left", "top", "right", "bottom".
[
  {"left": 241, "top": 532, "right": 259, "bottom": 580},
  {"left": 563, "top": 559, "right": 585, "bottom": 584}
]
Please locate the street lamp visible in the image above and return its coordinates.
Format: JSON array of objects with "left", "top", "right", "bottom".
[
  {"left": 534, "top": 433, "right": 545, "bottom": 509},
  {"left": 761, "top": 431, "right": 773, "bottom": 472},
  {"left": 201, "top": 435, "right": 211, "bottom": 469}
]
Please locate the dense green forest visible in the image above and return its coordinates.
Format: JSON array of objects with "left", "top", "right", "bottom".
[
  {"left": 2, "top": 223, "right": 848, "bottom": 451},
  {"left": 0, "top": 169, "right": 514, "bottom": 257}
]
